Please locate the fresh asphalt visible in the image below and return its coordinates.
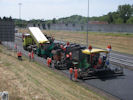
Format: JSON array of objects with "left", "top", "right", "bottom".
[{"left": 2, "top": 36, "right": 133, "bottom": 100}]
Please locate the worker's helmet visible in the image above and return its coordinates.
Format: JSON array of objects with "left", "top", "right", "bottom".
[
  {"left": 60, "top": 45, "right": 63, "bottom": 49},
  {"left": 69, "top": 52, "right": 72, "bottom": 56},
  {"left": 66, "top": 54, "right": 70, "bottom": 58}
]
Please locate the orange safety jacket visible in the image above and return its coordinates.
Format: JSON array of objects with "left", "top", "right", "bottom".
[
  {"left": 69, "top": 68, "right": 73, "bottom": 74},
  {"left": 28, "top": 53, "right": 31, "bottom": 57},
  {"left": 31, "top": 51, "right": 34, "bottom": 59},
  {"left": 98, "top": 58, "right": 102, "bottom": 65},
  {"left": 74, "top": 69, "right": 78, "bottom": 78},
  {"left": 47, "top": 58, "right": 52, "bottom": 65},
  {"left": 17, "top": 52, "right": 22, "bottom": 57}
]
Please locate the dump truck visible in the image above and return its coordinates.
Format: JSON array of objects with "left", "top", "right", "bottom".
[{"left": 23, "top": 27, "right": 55, "bottom": 58}]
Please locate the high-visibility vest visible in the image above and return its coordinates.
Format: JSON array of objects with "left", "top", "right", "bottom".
[
  {"left": 19, "top": 52, "right": 22, "bottom": 56},
  {"left": 31, "top": 51, "right": 34, "bottom": 59},
  {"left": 47, "top": 58, "right": 52, "bottom": 65},
  {"left": 28, "top": 53, "right": 31, "bottom": 57},
  {"left": 14, "top": 44, "right": 17, "bottom": 49},
  {"left": 74, "top": 69, "right": 78, "bottom": 78},
  {"left": 69, "top": 68, "right": 73, "bottom": 74},
  {"left": 17, "top": 52, "right": 22, "bottom": 57},
  {"left": 98, "top": 58, "right": 102, "bottom": 65},
  {"left": 49, "top": 58, "right": 52, "bottom": 63}
]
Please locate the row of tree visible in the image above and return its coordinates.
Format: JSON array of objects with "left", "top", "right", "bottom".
[
  {"left": 0, "top": 16, "right": 13, "bottom": 21},
  {"left": 106, "top": 4, "right": 133, "bottom": 24},
  {"left": 12, "top": 4, "right": 133, "bottom": 28},
  {"left": 50, "top": 4, "right": 133, "bottom": 24}
]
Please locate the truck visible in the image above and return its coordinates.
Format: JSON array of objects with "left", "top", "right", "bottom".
[{"left": 23, "top": 27, "right": 55, "bottom": 58}]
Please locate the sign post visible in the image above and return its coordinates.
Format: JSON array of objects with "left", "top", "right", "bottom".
[{"left": 0, "top": 91, "right": 8, "bottom": 100}]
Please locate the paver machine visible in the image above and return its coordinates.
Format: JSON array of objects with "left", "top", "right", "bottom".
[
  {"left": 52, "top": 44, "right": 123, "bottom": 79},
  {"left": 75, "top": 46, "right": 123, "bottom": 79}
]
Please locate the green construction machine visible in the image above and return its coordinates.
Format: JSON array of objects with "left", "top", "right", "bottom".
[
  {"left": 52, "top": 44, "right": 123, "bottom": 79},
  {"left": 75, "top": 48, "right": 123, "bottom": 79},
  {"left": 22, "top": 27, "right": 54, "bottom": 58}
]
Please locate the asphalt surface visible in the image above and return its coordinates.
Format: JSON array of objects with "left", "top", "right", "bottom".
[{"left": 2, "top": 34, "right": 133, "bottom": 100}]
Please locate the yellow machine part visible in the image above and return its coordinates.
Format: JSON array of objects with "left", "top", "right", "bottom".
[{"left": 82, "top": 48, "right": 108, "bottom": 55}]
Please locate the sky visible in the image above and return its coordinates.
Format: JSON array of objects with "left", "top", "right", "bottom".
[{"left": 0, "top": 0, "right": 132, "bottom": 20}]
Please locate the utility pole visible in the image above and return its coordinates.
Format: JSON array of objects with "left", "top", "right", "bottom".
[
  {"left": 18, "top": 3, "right": 22, "bottom": 33},
  {"left": 86, "top": 0, "right": 89, "bottom": 47},
  {"left": 18, "top": 3, "right": 22, "bottom": 20}
]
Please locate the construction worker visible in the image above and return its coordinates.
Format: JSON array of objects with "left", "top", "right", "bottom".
[
  {"left": 17, "top": 51, "right": 22, "bottom": 60},
  {"left": 31, "top": 50, "right": 34, "bottom": 61},
  {"left": 28, "top": 52, "right": 31, "bottom": 61},
  {"left": 74, "top": 67, "right": 78, "bottom": 81},
  {"left": 69, "top": 67, "right": 73, "bottom": 80},
  {"left": 14, "top": 44, "right": 17, "bottom": 51},
  {"left": 69, "top": 52, "right": 72, "bottom": 60},
  {"left": 47, "top": 57, "right": 52, "bottom": 68}
]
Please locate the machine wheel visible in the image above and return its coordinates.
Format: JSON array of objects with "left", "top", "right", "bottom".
[
  {"left": 54, "top": 63, "right": 60, "bottom": 70},
  {"left": 23, "top": 46, "right": 27, "bottom": 50}
]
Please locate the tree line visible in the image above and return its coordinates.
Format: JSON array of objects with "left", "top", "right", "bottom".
[
  {"left": 52, "top": 4, "right": 133, "bottom": 24},
  {"left": 12, "top": 4, "right": 133, "bottom": 28}
]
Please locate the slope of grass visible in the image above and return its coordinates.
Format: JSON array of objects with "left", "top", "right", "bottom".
[{"left": 0, "top": 45, "right": 105, "bottom": 100}]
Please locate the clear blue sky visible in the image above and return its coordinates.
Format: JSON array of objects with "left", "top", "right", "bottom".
[{"left": 0, "top": 0, "right": 132, "bottom": 20}]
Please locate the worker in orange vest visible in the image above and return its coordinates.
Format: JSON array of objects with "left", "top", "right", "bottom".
[
  {"left": 31, "top": 50, "right": 34, "bottom": 61},
  {"left": 69, "top": 68, "right": 73, "bottom": 80},
  {"left": 74, "top": 67, "right": 78, "bottom": 81},
  {"left": 47, "top": 57, "right": 52, "bottom": 68},
  {"left": 17, "top": 51, "right": 22, "bottom": 60},
  {"left": 28, "top": 52, "right": 31, "bottom": 61}
]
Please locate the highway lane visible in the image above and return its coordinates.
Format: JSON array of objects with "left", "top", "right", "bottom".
[
  {"left": 2, "top": 35, "right": 133, "bottom": 100},
  {"left": 62, "top": 68, "right": 133, "bottom": 100}
]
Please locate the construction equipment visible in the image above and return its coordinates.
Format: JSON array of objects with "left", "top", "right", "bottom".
[
  {"left": 75, "top": 48, "right": 123, "bottom": 79},
  {"left": 23, "top": 27, "right": 54, "bottom": 58},
  {"left": 23, "top": 33, "right": 34, "bottom": 51},
  {"left": 22, "top": 27, "right": 123, "bottom": 79},
  {"left": 52, "top": 43, "right": 123, "bottom": 79},
  {"left": 52, "top": 43, "right": 84, "bottom": 69}
]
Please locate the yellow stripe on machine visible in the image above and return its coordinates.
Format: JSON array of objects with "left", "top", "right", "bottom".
[
  {"left": 39, "top": 40, "right": 49, "bottom": 44},
  {"left": 82, "top": 49, "right": 108, "bottom": 55}
]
